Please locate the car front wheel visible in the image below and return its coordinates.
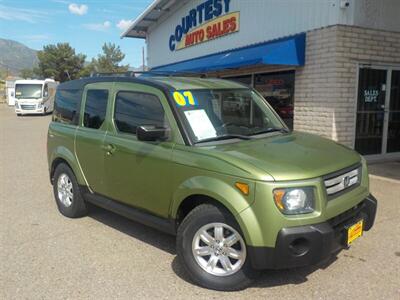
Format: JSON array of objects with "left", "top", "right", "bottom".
[{"left": 177, "top": 204, "right": 256, "bottom": 291}]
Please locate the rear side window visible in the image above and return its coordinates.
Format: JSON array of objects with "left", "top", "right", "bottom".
[
  {"left": 114, "top": 91, "right": 165, "bottom": 135},
  {"left": 83, "top": 89, "right": 109, "bottom": 129},
  {"left": 53, "top": 89, "right": 80, "bottom": 124}
]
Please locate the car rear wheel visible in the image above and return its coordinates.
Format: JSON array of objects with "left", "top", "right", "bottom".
[
  {"left": 53, "top": 163, "right": 87, "bottom": 218},
  {"left": 177, "top": 204, "right": 257, "bottom": 291}
]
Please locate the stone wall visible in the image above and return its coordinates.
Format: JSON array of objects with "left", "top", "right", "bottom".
[{"left": 294, "top": 25, "right": 400, "bottom": 147}]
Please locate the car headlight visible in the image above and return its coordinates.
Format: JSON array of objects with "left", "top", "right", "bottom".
[{"left": 273, "top": 187, "right": 314, "bottom": 215}]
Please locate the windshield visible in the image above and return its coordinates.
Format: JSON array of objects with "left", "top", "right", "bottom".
[
  {"left": 173, "top": 88, "right": 286, "bottom": 143},
  {"left": 15, "top": 84, "right": 43, "bottom": 99}
]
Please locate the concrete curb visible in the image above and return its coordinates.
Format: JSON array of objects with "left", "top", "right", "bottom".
[{"left": 369, "top": 174, "right": 400, "bottom": 184}]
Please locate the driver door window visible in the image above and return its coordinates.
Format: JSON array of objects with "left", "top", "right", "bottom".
[{"left": 114, "top": 91, "right": 166, "bottom": 135}]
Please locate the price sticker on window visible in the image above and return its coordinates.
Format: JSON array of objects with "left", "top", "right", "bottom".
[{"left": 173, "top": 91, "right": 197, "bottom": 107}]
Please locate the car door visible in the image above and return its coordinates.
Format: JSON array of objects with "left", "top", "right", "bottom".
[
  {"left": 75, "top": 83, "right": 112, "bottom": 196},
  {"left": 103, "top": 83, "right": 175, "bottom": 218}
]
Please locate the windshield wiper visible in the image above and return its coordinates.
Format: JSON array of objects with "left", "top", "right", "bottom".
[
  {"left": 250, "top": 127, "right": 290, "bottom": 136},
  {"left": 196, "top": 134, "right": 253, "bottom": 144}
]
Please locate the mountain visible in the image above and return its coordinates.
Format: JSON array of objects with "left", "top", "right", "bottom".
[{"left": 0, "top": 38, "right": 38, "bottom": 75}]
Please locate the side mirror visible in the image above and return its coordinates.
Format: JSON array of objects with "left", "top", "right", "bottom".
[
  {"left": 11, "top": 91, "right": 14, "bottom": 97},
  {"left": 43, "top": 91, "right": 49, "bottom": 98},
  {"left": 136, "top": 125, "right": 169, "bottom": 142}
]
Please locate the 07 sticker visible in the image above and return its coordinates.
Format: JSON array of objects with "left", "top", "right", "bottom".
[{"left": 173, "top": 91, "right": 197, "bottom": 107}]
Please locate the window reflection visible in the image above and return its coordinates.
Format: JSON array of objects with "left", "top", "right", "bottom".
[
  {"left": 227, "top": 71, "right": 295, "bottom": 130},
  {"left": 255, "top": 71, "right": 295, "bottom": 130}
]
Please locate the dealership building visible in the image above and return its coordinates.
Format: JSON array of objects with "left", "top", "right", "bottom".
[{"left": 122, "top": 0, "right": 400, "bottom": 160}]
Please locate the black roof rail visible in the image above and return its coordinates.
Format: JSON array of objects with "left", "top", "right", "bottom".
[
  {"left": 89, "top": 71, "right": 137, "bottom": 77},
  {"left": 89, "top": 70, "right": 208, "bottom": 78}
]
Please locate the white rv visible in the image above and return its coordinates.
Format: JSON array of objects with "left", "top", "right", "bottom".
[{"left": 14, "top": 79, "right": 58, "bottom": 115}]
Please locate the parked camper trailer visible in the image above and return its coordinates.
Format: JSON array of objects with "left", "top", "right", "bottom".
[{"left": 14, "top": 79, "right": 58, "bottom": 115}]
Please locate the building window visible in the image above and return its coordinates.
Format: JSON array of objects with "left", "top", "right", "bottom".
[{"left": 255, "top": 71, "right": 295, "bottom": 130}]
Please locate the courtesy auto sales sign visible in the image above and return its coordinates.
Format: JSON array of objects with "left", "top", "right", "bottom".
[{"left": 169, "top": 0, "right": 239, "bottom": 51}]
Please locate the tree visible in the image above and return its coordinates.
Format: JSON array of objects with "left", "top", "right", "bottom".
[
  {"left": 0, "top": 68, "right": 7, "bottom": 80},
  {"left": 78, "top": 60, "right": 96, "bottom": 78},
  {"left": 36, "top": 43, "right": 86, "bottom": 82},
  {"left": 20, "top": 68, "right": 36, "bottom": 79},
  {"left": 90, "top": 43, "right": 129, "bottom": 74}
]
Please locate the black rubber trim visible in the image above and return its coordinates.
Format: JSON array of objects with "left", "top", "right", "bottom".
[
  {"left": 361, "top": 194, "right": 377, "bottom": 230},
  {"left": 81, "top": 186, "right": 177, "bottom": 235},
  {"left": 248, "top": 194, "right": 377, "bottom": 270}
]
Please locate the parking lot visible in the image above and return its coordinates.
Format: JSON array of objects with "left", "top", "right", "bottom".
[{"left": 0, "top": 104, "right": 399, "bottom": 299}]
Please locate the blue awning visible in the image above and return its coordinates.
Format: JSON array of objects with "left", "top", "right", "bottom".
[{"left": 151, "top": 33, "right": 306, "bottom": 73}]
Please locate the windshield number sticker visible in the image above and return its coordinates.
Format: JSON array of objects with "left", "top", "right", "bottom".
[{"left": 173, "top": 91, "right": 197, "bottom": 107}]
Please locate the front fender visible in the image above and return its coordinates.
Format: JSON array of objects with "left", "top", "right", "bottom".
[{"left": 170, "top": 175, "right": 256, "bottom": 243}]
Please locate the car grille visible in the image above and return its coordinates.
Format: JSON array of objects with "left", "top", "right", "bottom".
[
  {"left": 21, "top": 104, "right": 36, "bottom": 110},
  {"left": 323, "top": 164, "right": 361, "bottom": 198}
]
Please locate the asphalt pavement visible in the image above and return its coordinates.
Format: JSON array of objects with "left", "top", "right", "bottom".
[{"left": 0, "top": 104, "right": 399, "bottom": 299}]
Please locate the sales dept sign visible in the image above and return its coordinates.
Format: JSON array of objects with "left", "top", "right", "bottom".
[{"left": 169, "top": 0, "right": 239, "bottom": 51}]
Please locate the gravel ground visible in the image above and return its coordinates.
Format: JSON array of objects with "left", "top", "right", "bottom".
[{"left": 0, "top": 104, "right": 399, "bottom": 299}]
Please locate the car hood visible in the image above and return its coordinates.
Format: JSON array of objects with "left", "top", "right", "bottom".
[{"left": 205, "top": 132, "right": 361, "bottom": 181}]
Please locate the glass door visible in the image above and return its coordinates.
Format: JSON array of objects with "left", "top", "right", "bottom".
[
  {"left": 355, "top": 68, "right": 387, "bottom": 155},
  {"left": 387, "top": 70, "right": 400, "bottom": 153}
]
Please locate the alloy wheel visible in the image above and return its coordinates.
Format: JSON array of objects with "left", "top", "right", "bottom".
[
  {"left": 192, "top": 222, "right": 246, "bottom": 277},
  {"left": 57, "top": 173, "right": 73, "bottom": 207}
]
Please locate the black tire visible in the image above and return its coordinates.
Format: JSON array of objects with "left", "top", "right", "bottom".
[
  {"left": 53, "top": 163, "right": 87, "bottom": 218},
  {"left": 177, "top": 204, "right": 257, "bottom": 291},
  {"left": 16, "top": 113, "right": 21, "bottom": 116}
]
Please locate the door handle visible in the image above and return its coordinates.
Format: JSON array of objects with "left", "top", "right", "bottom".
[{"left": 101, "top": 144, "right": 116, "bottom": 155}]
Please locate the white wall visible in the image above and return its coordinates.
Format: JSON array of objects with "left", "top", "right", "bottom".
[
  {"left": 147, "top": 0, "right": 352, "bottom": 67},
  {"left": 146, "top": 0, "right": 400, "bottom": 68},
  {"left": 352, "top": 0, "right": 400, "bottom": 32}
]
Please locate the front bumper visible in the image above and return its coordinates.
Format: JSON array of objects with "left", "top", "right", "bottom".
[
  {"left": 15, "top": 103, "right": 49, "bottom": 114},
  {"left": 15, "top": 108, "right": 45, "bottom": 114},
  {"left": 248, "top": 194, "right": 377, "bottom": 270}
]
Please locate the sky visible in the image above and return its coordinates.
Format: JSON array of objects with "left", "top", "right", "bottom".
[{"left": 0, "top": 0, "right": 153, "bottom": 68}]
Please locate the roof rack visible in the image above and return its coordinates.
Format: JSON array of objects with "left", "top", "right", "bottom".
[
  {"left": 89, "top": 70, "right": 208, "bottom": 78},
  {"left": 90, "top": 71, "right": 137, "bottom": 78}
]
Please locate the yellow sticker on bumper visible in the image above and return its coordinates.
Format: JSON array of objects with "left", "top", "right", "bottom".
[{"left": 347, "top": 219, "right": 363, "bottom": 245}]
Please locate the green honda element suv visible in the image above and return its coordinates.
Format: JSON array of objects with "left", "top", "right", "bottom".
[{"left": 47, "top": 75, "right": 377, "bottom": 291}]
